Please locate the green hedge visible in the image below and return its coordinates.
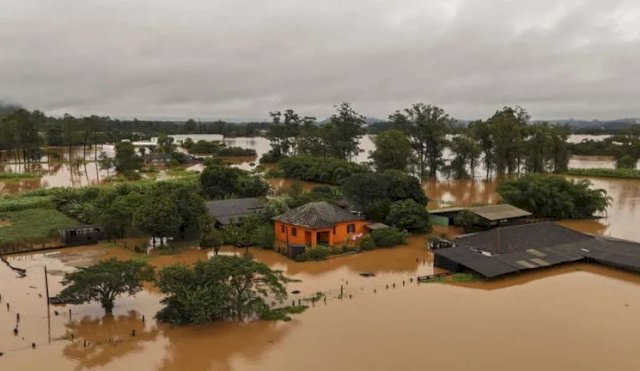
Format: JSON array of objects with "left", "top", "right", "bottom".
[
  {"left": 564, "top": 168, "right": 640, "bottom": 179},
  {"left": 278, "top": 156, "right": 370, "bottom": 185}
]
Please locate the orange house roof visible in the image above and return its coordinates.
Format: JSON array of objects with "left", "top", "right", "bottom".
[{"left": 273, "top": 201, "right": 363, "bottom": 229}]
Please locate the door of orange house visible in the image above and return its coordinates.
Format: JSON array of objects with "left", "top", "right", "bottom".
[{"left": 305, "top": 231, "right": 312, "bottom": 246}]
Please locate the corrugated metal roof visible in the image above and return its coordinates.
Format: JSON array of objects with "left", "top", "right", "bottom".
[
  {"left": 206, "top": 198, "right": 264, "bottom": 225},
  {"left": 470, "top": 204, "right": 532, "bottom": 221},
  {"left": 366, "top": 222, "right": 390, "bottom": 230}
]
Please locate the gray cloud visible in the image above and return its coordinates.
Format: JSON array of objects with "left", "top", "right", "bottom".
[{"left": 1, "top": 0, "right": 639, "bottom": 120}]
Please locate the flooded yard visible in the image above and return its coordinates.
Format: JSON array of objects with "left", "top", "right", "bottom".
[{"left": 1, "top": 237, "right": 640, "bottom": 370}]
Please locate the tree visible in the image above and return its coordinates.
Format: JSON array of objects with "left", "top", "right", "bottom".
[
  {"left": 97, "top": 193, "right": 145, "bottom": 238},
  {"left": 114, "top": 142, "right": 143, "bottom": 176},
  {"left": 448, "top": 133, "right": 481, "bottom": 179},
  {"left": 98, "top": 151, "right": 115, "bottom": 177},
  {"left": 250, "top": 224, "right": 275, "bottom": 249},
  {"left": 487, "top": 106, "right": 529, "bottom": 175},
  {"left": 469, "top": 120, "right": 495, "bottom": 180},
  {"left": 391, "top": 103, "right": 451, "bottom": 178},
  {"left": 200, "top": 165, "right": 269, "bottom": 199},
  {"left": 134, "top": 195, "right": 182, "bottom": 246},
  {"left": 322, "top": 103, "right": 365, "bottom": 160},
  {"left": 370, "top": 130, "right": 413, "bottom": 172},
  {"left": 156, "top": 255, "right": 290, "bottom": 324},
  {"left": 341, "top": 170, "right": 428, "bottom": 221},
  {"left": 200, "top": 227, "right": 225, "bottom": 255},
  {"left": 58, "top": 259, "right": 154, "bottom": 315},
  {"left": 384, "top": 199, "right": 432, "bottom": 233},
  {"left": 616, "top": 155, "right": 637, "bottom": 169},
  {"left": 267, "top": 109, "right": 302, "bottom": 159},
  {"left": 497, "top": 174, "right": 611, "bottom": 219}
]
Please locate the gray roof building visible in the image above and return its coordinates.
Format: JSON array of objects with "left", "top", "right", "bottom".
[
  {"left": 273, "top": 201, "right": 363, "bottom": 229},
  {"left": 206, "top": 198, "right": 264, "bottom": 226},
  {"left": 434, "top": 221, "right": 640, "bottom": 279}
]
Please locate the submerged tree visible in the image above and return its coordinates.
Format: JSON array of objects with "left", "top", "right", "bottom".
[
  {"left": 391, "top": 103, "right": 452, "bottom": 178},
  {"left": 497, "top": 174, "right": 611, "bottom": 219},
  {"left": 156, "top": 255, "right": 290, "bottom": 324},
  {"left": 370, "top": 130, "right": 414, "bottom": 172},
  {"left": 58, "top": 259, "right": 154, "bottom": 315},
  {"left": 322, "top": 103, "right": 365, "bottom": 160}
]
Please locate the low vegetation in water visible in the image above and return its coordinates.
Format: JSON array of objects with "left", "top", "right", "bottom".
[
  {"left": 564, "top": 168, "right": 640, "bottom": 179},
  {"left": 260, "top": 305, "right": 308, "bottom": 321},
  {"left": 0, "top": 172, "right": 41, "bottom": 180},
  {"left": 294, "top": 245, "right": 358, "bottom": 262}
]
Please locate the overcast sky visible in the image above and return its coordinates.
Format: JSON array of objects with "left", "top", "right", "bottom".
[{"left": 1, "top": 0, "right": 639, "bottom": 121}]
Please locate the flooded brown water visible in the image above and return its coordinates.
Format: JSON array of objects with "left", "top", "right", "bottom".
[{"left": 2, "top": 241, "right": 640, "bottom": 371}]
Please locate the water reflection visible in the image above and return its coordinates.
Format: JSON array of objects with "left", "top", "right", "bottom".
[{"left": 63, "top": 311, "right": 159, "bottom": 369}]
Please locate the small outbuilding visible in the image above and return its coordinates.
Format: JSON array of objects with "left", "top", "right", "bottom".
[
  {"left": 59, "top": 225, "right": 106, "bottom": 246},
  {"left": 429, "top": 203, "right": 531, "bottom": 229},
  {"left": 206, "top": 198, "right": 265, "bottom": 228}
]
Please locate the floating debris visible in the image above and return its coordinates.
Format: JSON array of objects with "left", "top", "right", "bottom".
[{"left": 359, "top": 272, "right": 376, "bottom": 277}]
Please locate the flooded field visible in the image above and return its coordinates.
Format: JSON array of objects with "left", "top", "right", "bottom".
[{"left": 1, "top": 239, "right": 640, "bottom": 370}]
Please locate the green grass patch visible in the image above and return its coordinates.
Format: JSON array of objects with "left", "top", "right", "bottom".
[
  {"left": 0, "top": 172, "right": 41, "bottom": 180},
  {"left": 564, "top": 168, "right": 640, "bottom": 179},
  {"left": 450, "top": 272, "right": 476, "bottom": 282},
  {"left": 0, "top": 208, "right": 78, "bottom": 245},
  {"left": 0, "top": 195, "right": 55, "bottom": 212},
  {"left": 165, "top": 168, "right": 199, "bottom": 177}
]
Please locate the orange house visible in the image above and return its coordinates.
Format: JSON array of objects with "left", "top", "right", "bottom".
[{"left": 273, "top": 201, "right": 369, "bottom": 247}]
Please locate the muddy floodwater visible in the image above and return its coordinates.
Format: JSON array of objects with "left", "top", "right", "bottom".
[{"left": 1, "top": 234, "right": 640, "bottom": 370}]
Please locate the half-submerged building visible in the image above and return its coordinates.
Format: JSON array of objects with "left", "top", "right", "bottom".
[{"left": 434, "top": 222, "right": 640, "bottom": 279}]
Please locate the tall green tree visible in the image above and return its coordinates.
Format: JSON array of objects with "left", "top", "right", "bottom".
[
  {"left": 469, "top": 120, "right": 495, "bottom": 180},
  {"left": 487, "top": 106, "right": 529, "bottom": 175},
  {"left": 58, "top": 259, "right": 154, "bottom": 315},
  {"left": 134, "top": 194, "right": 182, "bottom": 246},
  {"left": 267, "top": 109, "right": 303, "bottom": 159},
  {"left": 114, "top": 142, "right": 143, "bottom": 176},
  {"left": 370, "top": 130, "right": 413, "bottom": 172},
  {"left": 322, "top": 103, "right": 365, "bottom": 160},
  {"left": 448, "top": 133, "right": 481, "bottom": 179},
  {"left": 391, "top": 103, "right": 451, "bottom": 178},
  {"left": 156, "top": 255, "right": 290, "bottom": 324}
]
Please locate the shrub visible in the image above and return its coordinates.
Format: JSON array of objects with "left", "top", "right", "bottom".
[
  {"left": 356, "top": 235, "right": 375, "bottom": 250},
  {"left": 295, "top": 246, "right": 331, "bottom": 261},
  {"left": 615, "top": 155, "right": 637, "bottom": 169},
  {"left": 250, "top": 224, "right": 275, "bottom": 249},
  {"left": 0, "top": 196, "right": 54, "bottom": 212},
  {"left": 370, "top": 227, "right": 407, "bottom": 248},
  {"left": 385, "top": 199, "right": 432, "bottom": 233},
  {"left": 279, "top": 156, "right": 370, "bottom": 185},
  {"left": 497, "top": 174, "right": 610, "bottom": 219}
]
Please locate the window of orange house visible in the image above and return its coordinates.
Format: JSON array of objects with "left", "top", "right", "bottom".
[
  {"left": 292, "top": 227, "right": 297, "bottom": 237},
  {"left": 281, "top": 224, "right": 285, "bottom": 233},
  {"left": 347, "top": 224, "right": 355, "bottom": 233},
  {"left": 333, "top": 226, "right": 336, "bottom": 235}
]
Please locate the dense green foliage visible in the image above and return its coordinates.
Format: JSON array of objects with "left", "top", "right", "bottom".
[
  {"left": 0, "top": 208, "right": 77, "bottom": 246},
  {"left": 385, "top": 199, "right": 432, "bottom": 233},
  {"left": 497, "top": 174, "right": 610, "bottom": 219},
  {"left": 563, "top": 168, "right": 640, "bottom": 179},
  {"left": 278, "top": 156, "right": 370, "bottom": 185},
  {"left": 114, "top": 142, "right": 143, "bottom": 176},
  {"left": 453, "top": 209, "right": 483, "bottom": 232},
  {"left": 156, "top": 255, "right": 289, "bottom": 324},
  {"left": 391, "top": 104, "right": 452, "bottom": 178},
  {"left": 616, "top": 155, "right": 637, "bottom": 169},
  {"left": 341, "top": 170, "right": 427, "bottom": 221},
  {"left": 200, "top": 165, "right": 269, "bottom": 199},
  {"left": 0, "top": 195, "right": 54, "bottom": 212},
  {"left": 370, "top": 130, "right": 414, "bottom": 172},
  {"left": 184, "top": 139, "right": 256, "bottom": 156},
  {"left": 370, "top": 227, "right": 408, "bottom": 248},
  {"left": 265, "top": 103, "right": 365, "bottom": 161},
  {"left": 58, "top": 259, "right": 155, "bottom": 314}
]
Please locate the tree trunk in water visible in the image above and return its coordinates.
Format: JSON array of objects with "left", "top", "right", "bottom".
[{"left": 103, "top": 301, "right": 114, "bottom": 315}]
